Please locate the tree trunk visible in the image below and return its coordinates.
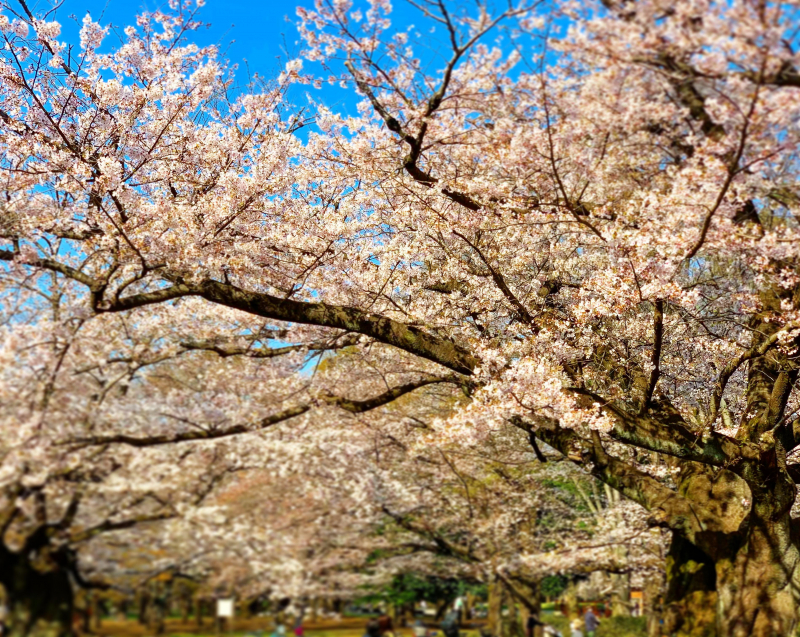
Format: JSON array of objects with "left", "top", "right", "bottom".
[
  {"left": 196, "top": 597, "right": 204, "bottom": 627},
  {"left": 561, "top": 580, "right": 578, "bottom": 622},
  {"left": 487, "top": 577, "right": 503, "bottom": 637},
  {"left": 148, "top": 583, "right": 166, "bottom": 636},
  {"left": 0, "top": 547, "right": 74, "bottom": 637},
  {"left": 464, "top": 593, "right": 474, "bottom": 621},
  {"left": 610, "top": 571, "right": 631, "bottom": 617},
  {"left": 661, "top": 449, "right": 800, "bottom": 637},
  {"left": 92, "top": 594, "right": 102, "bottom": 631},
  {"left": 501, "top": 574, "right": 541, "bottom": 637},
  {"left": 662, "top": 504, "right": 800, "bottom": 637},
  {"left": 80, "top": 592, "right": 90, "bottom": 635},
  {"left": 714, "top": 511, "right": 800, "bottom": 637},
  {"left": 662, "top": 534, "right": 718, "bottom": 637},
  {"left": 137, "top": 591, "right": 149, "bottom": 626},
  {"left": 642, "top": 566, "right": 665, "bottom": 637},
  {"left": 404, "top": 603, "right": 415, "bottom": 626}
]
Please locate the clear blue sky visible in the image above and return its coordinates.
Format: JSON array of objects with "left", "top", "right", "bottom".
[{"left": 47, "top": 0, "right": 424, "bottom": 113}]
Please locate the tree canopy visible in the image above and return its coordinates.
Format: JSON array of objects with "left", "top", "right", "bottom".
[{"left": 1, "top": 0, "right": 800, "bottom": 635}]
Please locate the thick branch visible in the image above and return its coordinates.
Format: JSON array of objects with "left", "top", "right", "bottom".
[
  {"left": 0, "top": 249, "right": 102, "bottom": 290},
  {"left": 640, "top": 298, "right": 664, "bottom": 413},
  {"left": 321, "top": 376, "right": 461, "bottom": 413},
  {"left": 707, "top": 321, "right": 800, "bottom": 427},
  {"left": 104, "top": 279, "right": 477, "bottom": 375},
  {"left": 179, "top": 333, "right": 360, "bottom": 359},
  {"left": 70, "top": 405, "right": 311, "bottom": 448},
  {"left": 568, "top": 387, "right": 751, "bottom": 466},
  {"left": 534, "top": 425, "right": 723, "bottom": 543}
]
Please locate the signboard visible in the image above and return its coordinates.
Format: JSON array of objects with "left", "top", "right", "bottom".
[{"left": 217, "top": 599, "right": 235, "bottom": 618}]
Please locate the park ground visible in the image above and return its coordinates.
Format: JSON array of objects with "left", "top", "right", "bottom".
[{"left": 88, "top": 615, "right": 648, "bottom": 637}]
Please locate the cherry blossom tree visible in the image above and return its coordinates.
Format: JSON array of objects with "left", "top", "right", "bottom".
[{"left": 2, "top": 0, "right": 800, "bottom": 635}]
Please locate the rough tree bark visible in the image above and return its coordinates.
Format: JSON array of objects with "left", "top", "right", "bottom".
[{"left": 662, "top": 535, "right": 717, "bottom": 637}]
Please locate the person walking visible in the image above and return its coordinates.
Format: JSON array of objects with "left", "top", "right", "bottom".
[
  {"left": 583, "top": 608, "right": 600, "bottom": 637},
  {"left": 526, "top": 611, "right": 546, "bottom": 637},
  {"left": 365, "top": 617, "right": 382, "bottom": 637},
  {"left": 441, "top": 608, "right": 460, "bottom": 637},
  {"left": 272, "top": 623, "right": 287, "bottom": 637},
  {"left": 377, "top": 612, "right": 395, "bottom": 637}
]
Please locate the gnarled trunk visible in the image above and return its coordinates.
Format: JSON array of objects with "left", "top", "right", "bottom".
[
  {"left": 715, "top": 511, "right": 800, "bottom": 637},
  {"left": 0, "top": 547, "right": 74, "bottom": 637},
  {"left": 664, "top": 506, "right": 800, "bottom": 637},
  {"left": 662, "top": 455, "right": 800, "bottom": 637}
]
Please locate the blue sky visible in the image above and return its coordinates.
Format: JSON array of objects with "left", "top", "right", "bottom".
[{"left": 49, "top": 0, "right": 424, "bottom": 113}]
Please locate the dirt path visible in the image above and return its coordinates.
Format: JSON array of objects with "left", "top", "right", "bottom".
[{"left": 91, "top": 616, "right": 372, "bottom": 637}]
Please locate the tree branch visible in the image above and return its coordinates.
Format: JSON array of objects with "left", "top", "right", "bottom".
[
  {"left": 707, "top": 321, "right": 800, "bottom": 427},
  {"left": 70, "top": 404, "right": 311, "bottom": 448},
  {"left": 320, "top": 376, "right": 462, "bottom": 413},
  {"left": 640, "top": 298, "right": 664, "bottom": 413},
  {"left": 566, "top": 387, "right": 749, "bottom": 466},
  {"left": 103, "top": 279, "right": 477, "bottom": 375},
  {"left": 178, "top": 333, "right": 360, "bottom": 359},
  {"left": 533, "top": 424, "right": 723, "bottom": 543}
]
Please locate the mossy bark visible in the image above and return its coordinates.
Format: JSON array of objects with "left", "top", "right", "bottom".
[{"left": 663, "top": 535, "right": 718, "bottom": 637}]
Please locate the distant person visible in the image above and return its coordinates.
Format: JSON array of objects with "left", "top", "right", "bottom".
[
  {"left": 583, "top": 608, "right": 599, "bottom": 637},
  {"left": 377, "top": 612, "right": 395, "bottom": 637},
  {"left": 272, "top": 623, "right": 287, "bottom": 637},
  {"left": 294, "top": 624, "right": 304, "bottom": 637},
  {"left": 365, "top": 618, "right": 382, "bottom": 637},
  {"left": 526, "top": 611, "right": 545, "bottom": 637},
  {"left": 453, "top": 597, "right": 464, "bottom": 622},
  {"left": 440, "top": 609, "right": 459, "bottom": 637},
  {"left": 569, "top": 618, "right": 583, "bottom": 637}
]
